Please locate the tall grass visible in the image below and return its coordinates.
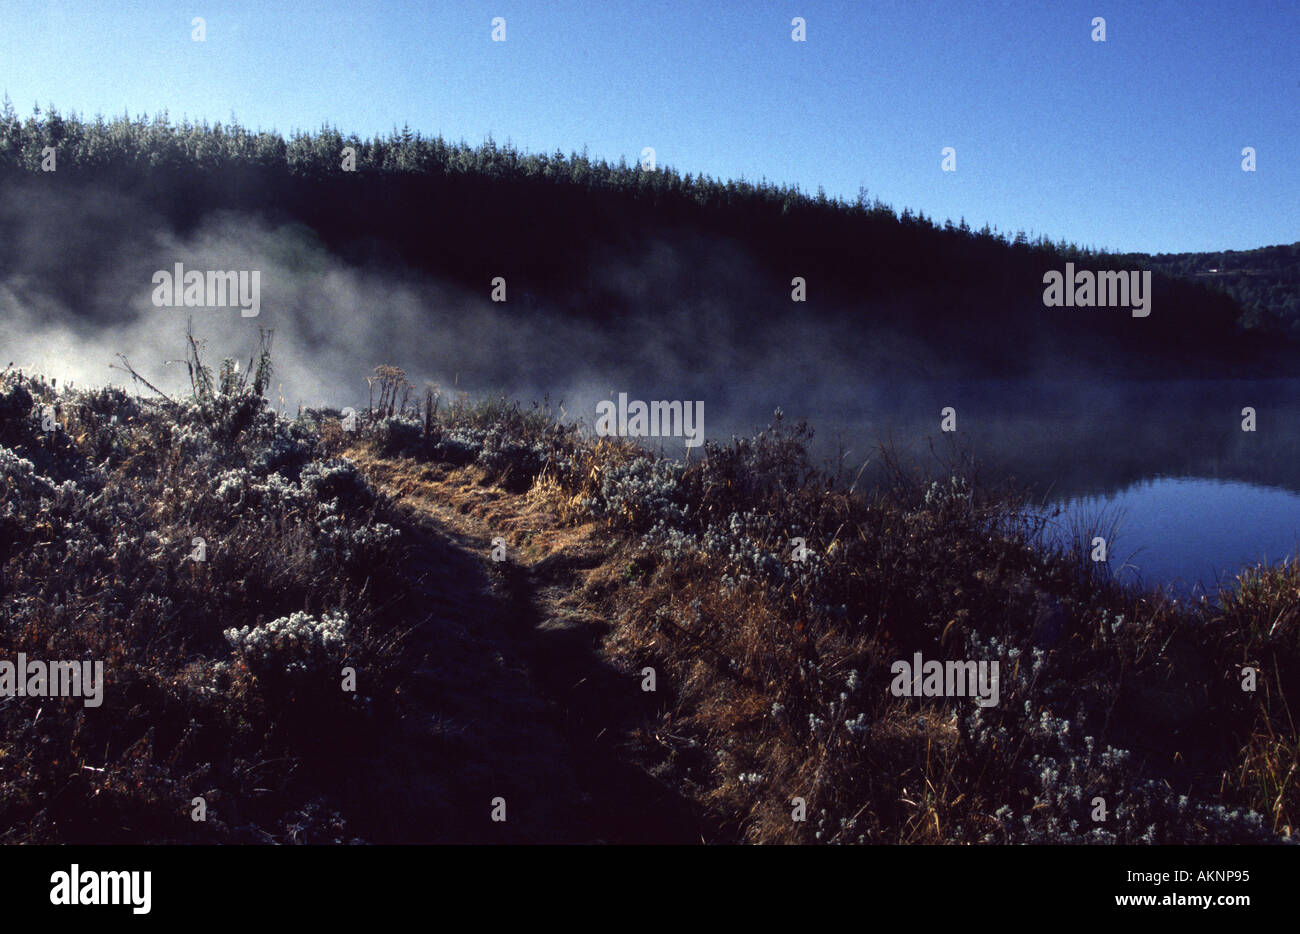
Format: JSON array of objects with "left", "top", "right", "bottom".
[
  {"left": 4, "top": 339, "right": 1295, "bottom": 843},
  {"left": 0, "top": 342, "right": 409, "bottom": 843},
  {"left": 351, "top": 391, "right": 1296, "bottom": 843}
]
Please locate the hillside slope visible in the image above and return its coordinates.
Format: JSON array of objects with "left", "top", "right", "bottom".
[
  {"left": 1139, "top": 242, "right": 1300, "bottom": 336},
  {"left": 2, "top": 104, "right": 1292, "bottom": 382}
]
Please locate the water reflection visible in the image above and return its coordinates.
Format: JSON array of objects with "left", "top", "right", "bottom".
[
  {"left": 711, "top": 379, "right": 1300, "bottom": 593},
  {"left": 1043, "top": 476, "right": 1300, "bottom": 597}
]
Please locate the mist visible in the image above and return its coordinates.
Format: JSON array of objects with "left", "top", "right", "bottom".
[
  {"left": 0, "top": 177, "right": 942, "bottom": 440},
  {"left": 6, "top": 179, "right": 1300, "bottom": 507}
]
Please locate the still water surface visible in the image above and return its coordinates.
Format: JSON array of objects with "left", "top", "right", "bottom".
[{"left": 705, "top": 378, "right": 1300, "bottom": 596}]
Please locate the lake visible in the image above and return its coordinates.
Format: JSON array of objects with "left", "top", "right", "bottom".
[
  {"left": 1047, "top": 476, "right": 1300, "bottom": 597},
  {"left": 690, "top": 378, "right": 1300, "bottom": 598}
]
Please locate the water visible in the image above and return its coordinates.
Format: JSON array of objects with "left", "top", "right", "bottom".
[
  {"left": 1046, "top": 477, "right": 1300, "bottom": 597},
  {"left": 705, "top": 378, "right": 1300, "bottom": 597}
]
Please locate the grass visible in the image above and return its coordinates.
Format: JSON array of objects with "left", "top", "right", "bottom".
[
  {"left": 1, "top": 342, "right": 1295, "bottom": 843},
  {"left": 346, "top": 378, "right": 1296, "bottom": 843},
  {"left": 0, "top": 344, "right": 411, "bottom": 842}
]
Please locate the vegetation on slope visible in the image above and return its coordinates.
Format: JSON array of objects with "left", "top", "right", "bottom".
[
  {"left": 365, "top": 372, "right": 1297, "bottom": 843},
  {"left": 3, "top": 342, "right": 1296, "bottom": 843},
  {"left": 1138, "top": 242, "right": 1300, "bottom": 338},
  {"left": 2, "top": 99, "right": 1292, "bottom": 378},
  {"left": 0, "top": 339, "right": 419, "bottom": 842}
]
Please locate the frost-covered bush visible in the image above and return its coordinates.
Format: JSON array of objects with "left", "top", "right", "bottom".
[
  {"left": 250, "top": 431, "right": 314, "bottom": 480},
  {"left": 0, "top": 375, "right": 34, "bottom": 423},
  {"left": 224, "top": 610, "right": 350, "bottom": 679},
  {"left": 212, "top": 465, "right": 307, "bottom": 510},
  {"left": 214, "top": 468, "right": 250, "bottom": 505},
  {"left": 253, "top": 470, "right": 311, "bottom": 509},
  {"left": 169, "top": 419, "right": 215, "bottom": 463},
  {"left": 300, "top": 458, "right": 375, "bottom": 510},
  {"left": 688, "top": 414, "right": 816, "bottom": 513},
  {"left": 954, "top": 630, "right": 1278, "bottom": 844},
  {"left": 432, "top": 426, "right": 486, "bottom": 465},
  {"left": 79, "top": 384, "right": 139, "bottom": 421},
  {"left": 174, "top": 333, "right": 276, "bottom": 443},
  {"left": 210, "top": 458, "right": 397, "bottom": 567},
  {"left": 176, "top": 389, "right": 270, "bottom": 444},
  {"left": 963, "top": 698, "right": 1275, "bottom": 843},
  {"left": 477, "top": 426, "right": 550, "bottom": 490},
  {"left": 638, "top": 505, "right": 829, "bottom": 592},
  {"left": 315, "top": 507, "right": 400, "bottom": 564},
  {"left": 0, "top": 445, "right": 56, "bottom": 501},
  {"left": 0, "top": 350, "right": 415, "bottom": 843},
  {"left": 0, "top": 373, "right": 85, "bottom": 481},
  {"left": 375, "top": 414, "right": 424, "bottom": 456},
  {"left": 923, "top": 475, "right": 971, "bottom": 508},
  {"left": 587, "top": 456, "right": 688, "bottom": 531}
]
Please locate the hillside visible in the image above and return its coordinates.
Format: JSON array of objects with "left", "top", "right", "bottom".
[
  {"left": 1, "top": 101, "right": 1293, "bottom": 382},
  {"left": 1138, "top": 243, "right": 1300, "bottom": 337}
]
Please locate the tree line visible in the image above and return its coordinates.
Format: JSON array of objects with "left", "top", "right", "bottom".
[{"left": 2, "top": 99, "right": 1293, "bottom": 377}]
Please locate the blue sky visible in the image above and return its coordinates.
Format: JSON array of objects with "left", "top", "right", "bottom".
[{"left": 2, "top": 0, "right": 1295, "bottom": 253}]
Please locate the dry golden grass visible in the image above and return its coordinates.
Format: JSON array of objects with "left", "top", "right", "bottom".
[
  {"left": 343, "top": 410, "right": 1297, "bottom": 843},
  {"left": 12, "top": 353, "right": 1293, "bottom": 844}
]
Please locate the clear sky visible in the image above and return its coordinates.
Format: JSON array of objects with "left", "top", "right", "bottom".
[{"left": 2, "top": 0, "right": 1295, "bottom": 254}]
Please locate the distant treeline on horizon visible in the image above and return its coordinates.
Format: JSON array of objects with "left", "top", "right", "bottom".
[{"left": 3, "top": 99, "right": 1297, "bottom": 378}]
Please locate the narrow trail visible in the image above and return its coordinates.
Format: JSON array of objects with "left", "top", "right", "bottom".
[{"left": 352, "top": 452, "right": 719, "bottom": 844}]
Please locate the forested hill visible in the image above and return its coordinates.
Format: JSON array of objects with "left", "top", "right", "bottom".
[
  {"left": 1, "top": 102, "right": 1292, "bottom": 379},
  {"left": 1135, "top": 243, "right": 1300, "bottom": 338}
]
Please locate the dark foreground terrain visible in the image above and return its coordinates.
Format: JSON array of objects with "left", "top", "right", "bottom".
[{"left": 0, "top": 345, "right": 1294, "bottom": 843}]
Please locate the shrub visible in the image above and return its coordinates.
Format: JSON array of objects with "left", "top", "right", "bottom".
[
  {"left": 375, "top": 414, "right": 424, "bottom": 456},
  {"left": 225, "top": 610, "right": 351, "bottom": 680},
  {"left": 0, "top": 350, "right": 410, "bottom": 843},
  {"left": 300, "top": 458, "right": 376, "bottom": 511},
  {"left": 587, "top": 455, "right": 687, "bottom": 531}
]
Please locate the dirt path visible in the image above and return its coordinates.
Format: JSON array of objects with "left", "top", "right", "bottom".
[{"left": 353, "top": 452, "right": 718, "bottom": 844}]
